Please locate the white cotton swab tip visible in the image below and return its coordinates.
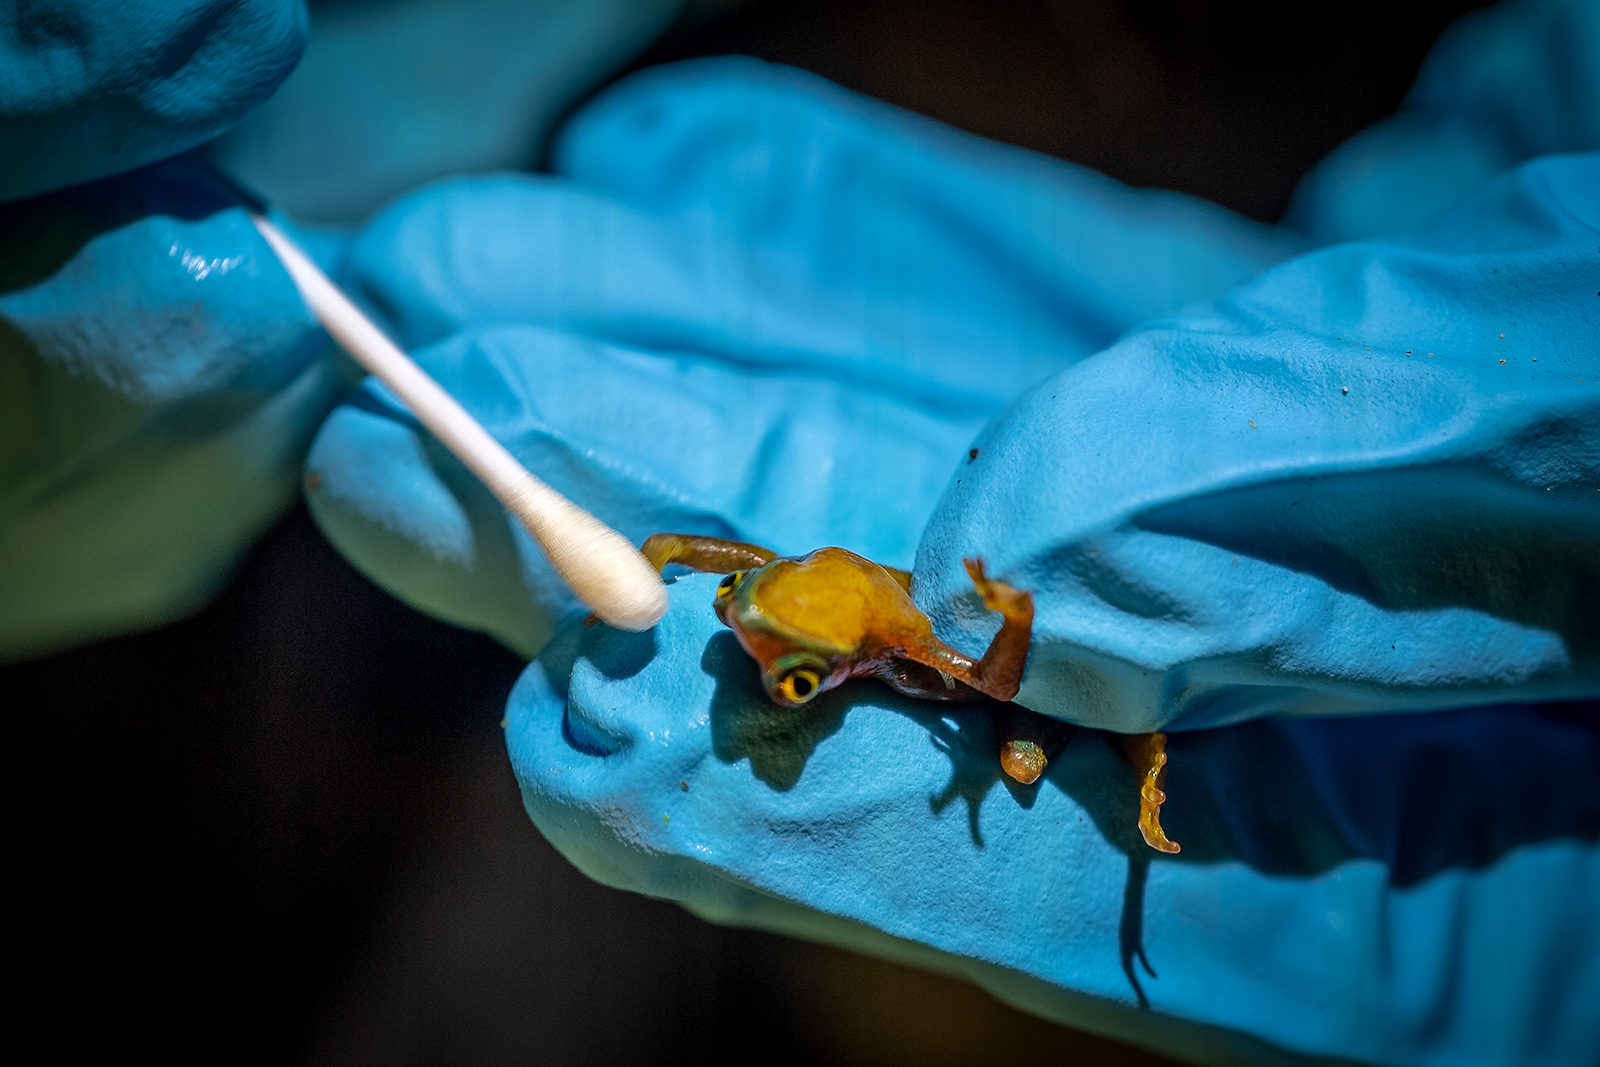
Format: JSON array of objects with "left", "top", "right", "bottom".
[{"left": 251, "top": 214, "right": 667, "bottom": 632}]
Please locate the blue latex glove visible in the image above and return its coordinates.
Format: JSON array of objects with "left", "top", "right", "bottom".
[
  {"left": 207, "top": 0, "right": 683, "bottom": 223},
  {"left": 919, "top": 152, "right": 1600, "bottom": 734},
  {"left": 1285, "top": 0, "right": 1600, "bottom": 242},
  {"left": 306, "top": 58, "right": 1301, "bottom": 656},
  {"left": 0, "top": 0, "right": 306, "bottom": 202},
  {"left": 510, "top": 581, "right": 1599, "bottom": 1067},
  {"left": 0, "top": 159, "right": 340, "bottom": 660},
  {"left": 503, "top": 154, "right": 1599, "bottom": 1067},
  {"left": 499, "top": 161, "right": 1598, "bottom": 1065}
]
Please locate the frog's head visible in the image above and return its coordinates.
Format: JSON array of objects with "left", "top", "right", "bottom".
[{"left": 710, "top": 558, "right": 864, "bottom": 707}]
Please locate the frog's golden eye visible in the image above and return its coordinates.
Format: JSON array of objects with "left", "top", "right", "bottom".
[
  {"left": 778, "top": 667, "right": 823, "bottom": 704},
  {"left": 715, "top": 571, "right": 744, "bottom": 599}
]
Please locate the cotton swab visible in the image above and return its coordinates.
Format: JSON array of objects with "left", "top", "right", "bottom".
[{"left": 251, "top": 214, "right": 668, "bottom": 633}]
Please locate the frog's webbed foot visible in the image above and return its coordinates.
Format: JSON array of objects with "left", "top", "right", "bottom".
[{"left": 1126, "top": 732, "right": 1180, "bottom": 854}]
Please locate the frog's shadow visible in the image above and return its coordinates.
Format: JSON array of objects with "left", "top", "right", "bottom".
[
  {"left": 699, "top": 632, "right": 1162, "bottom": 1002},
  {"left": 708, "top": 663, "right": 1600, "bottom": 893},
  {"left": 696, "top": 630, "right": 1600, "bottom": 1007},
  {"left": 702, "top": 630, "right": 1007, "bottom": 806},
  {"left": 700, "top": 631, "right": 1144, "bottom": 850},
  {"left": 701, "top": 631, "right": 849, "bottom": 792}
]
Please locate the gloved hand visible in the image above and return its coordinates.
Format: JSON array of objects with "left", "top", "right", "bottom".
[
  {"left": 307, "top": 57, "right": 1301, "bottom": 656},
  {"left": 0, "top": 0, "right": 307, "bottom": 202},
  {"left": 0, "top": 0, "right": 343, "bottom": 660},
  {"left": 0, "top": 159, "right": 340, "bottom": 660},
  {"left": 510, "top": 578, "right": 1599, "bottom": 1067},
  {"left": 500, "top": 152, "right": 1596, "bottom": 1062},
  {"left": 920, "top": 152, "right": 1600, "bottom": 733},
  {"left": 1285, "top": 0, "right": 1600, "bottom": 243},
  {"left": 383, "top": 148, "right": 1599, "bottom": 1067},
  {"left": 301, "top": 7, "right": 1600, "bottom": 1066}
]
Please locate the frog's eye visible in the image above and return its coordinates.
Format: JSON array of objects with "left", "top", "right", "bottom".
[
  {"left": 770, "top": 652, "right": 831, "bottom": 706},
  {"left": 715, "top": 571, "right": 744, "bottom": 599},
  {"left": 777, "top": 666, "right": 823, "bottom": 705}
]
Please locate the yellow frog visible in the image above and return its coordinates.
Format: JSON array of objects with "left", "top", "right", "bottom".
[{"left": 641, "top": 533, "right": 1179, "bottom": 853}]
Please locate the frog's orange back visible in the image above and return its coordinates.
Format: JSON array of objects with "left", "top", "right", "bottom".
[{"left": 740, "top": 548, "right": 931, "bottom": 653}]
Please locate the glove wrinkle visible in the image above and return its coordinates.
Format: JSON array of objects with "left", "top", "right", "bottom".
[{"left": 919, "top": 154, "right": 1600, "bottom": 732}]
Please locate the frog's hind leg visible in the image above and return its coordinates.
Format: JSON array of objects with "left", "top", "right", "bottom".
[
  {"left": 1124, "top": 732, "right": 1180, "bottom": 854},
  {"left": 888, "top": 558, "right": 1038, "bottom": 782},
  {"left": 641, "top": 533, "right": 777, "bottom": 575}
]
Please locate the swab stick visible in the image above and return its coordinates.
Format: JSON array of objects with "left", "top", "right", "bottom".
[{"left": 252, "top": 214, "right": 667, "bottom": 632}]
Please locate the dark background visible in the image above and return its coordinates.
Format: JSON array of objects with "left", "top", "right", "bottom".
[{"left": 8, "top": 2, "right": 1489, "bottom": 1064}]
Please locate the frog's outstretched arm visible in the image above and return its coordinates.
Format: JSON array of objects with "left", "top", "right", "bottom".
[
  {"left": 959, "top": 557, "right": 1034, "bottom": 700},
  {"left": 641, "top": 533, "right": 778, "bottom": 575},
  {"left": 900, "top": 557, "right": 1033, "bottom": 702},
  {"left": 580, "top": 534, "right": 782, "bottom": 628}
]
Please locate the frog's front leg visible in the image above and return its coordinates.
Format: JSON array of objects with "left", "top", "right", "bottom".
[
  {"left": 582, "top": 534, "right": 780, "bottom": 628},
  {"left": 640, "top": 533, "right": 777, "bottom": 575},
  {"left": 889, "top": 558, "right": 1040, "bottom": 782},
  {"left": 959, "top": 557, "right": 1034, "bottom": 700},
  {"left": 901, "top": 557, "right": 1033, "bottom": 702}
]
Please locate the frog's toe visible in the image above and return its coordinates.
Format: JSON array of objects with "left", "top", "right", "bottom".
[
  {"left": 1000, "top": 739, "right": 1047, "bottom": 784},
  {"left": 1139, "top": 799, "right": 1181, "bottom": 854}
]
